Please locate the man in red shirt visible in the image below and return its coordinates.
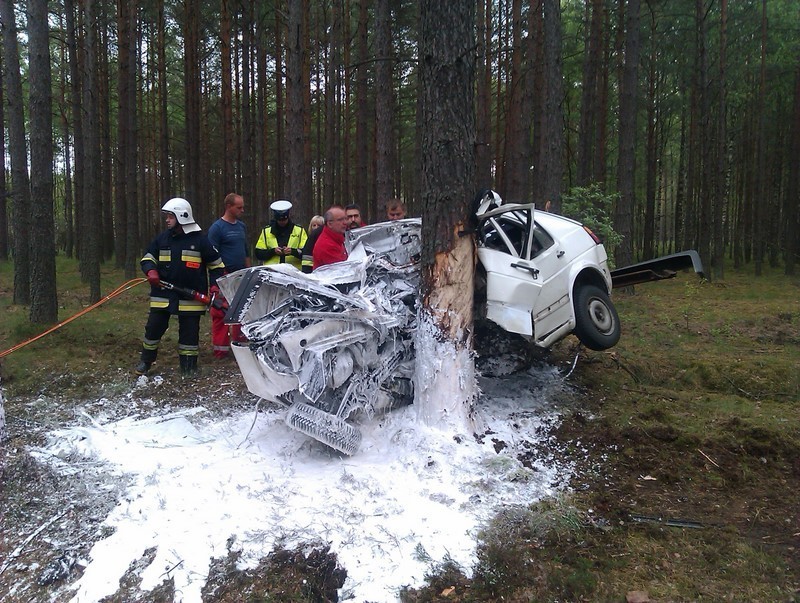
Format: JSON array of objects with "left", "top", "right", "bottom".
[{"left": 313, "top": 206, "right": 349, "bottom": 269}]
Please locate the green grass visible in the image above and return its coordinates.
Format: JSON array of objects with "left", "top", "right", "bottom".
[
  {"left": 405, "top": 265, "right": 800, "bottom": 602},
  {"left": 1, "top": 257, "right": 153, "bottom": 396},
  {"left": 2, "top": 257, "right": 799, "bottom": 601}
]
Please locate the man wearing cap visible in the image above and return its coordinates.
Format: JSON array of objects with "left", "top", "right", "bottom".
[
  {"left": 255, "top": 200, "right": 308, "bottom": 269},
  {"left": 313, "top": 205, "right": 349, "bottom": 269}
]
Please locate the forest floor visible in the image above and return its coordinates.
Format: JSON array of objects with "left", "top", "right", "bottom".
[{"left": 0, "top": 259, "right": 798, "bottom": 602}]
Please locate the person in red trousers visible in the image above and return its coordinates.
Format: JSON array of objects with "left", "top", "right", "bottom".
[{"left": 207, "top": 193, "right": 251, "bottom": 358}]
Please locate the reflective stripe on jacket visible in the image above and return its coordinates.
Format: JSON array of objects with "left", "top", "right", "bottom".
[{"left": 141, "top": 228, "right": 225, "bottom": 314}]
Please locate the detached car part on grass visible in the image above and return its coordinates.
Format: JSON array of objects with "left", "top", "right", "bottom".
[{"left": 219, "top": 190, "right": 704, "bottom": 455}]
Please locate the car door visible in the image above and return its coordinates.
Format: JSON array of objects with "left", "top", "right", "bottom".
[{"left": 476, "top": 204, "right": 571, "bottom": 340}]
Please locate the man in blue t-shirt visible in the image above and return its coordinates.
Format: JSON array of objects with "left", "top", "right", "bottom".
[{"left": 207, "top": 193, "right": 251, "bottom": 358}]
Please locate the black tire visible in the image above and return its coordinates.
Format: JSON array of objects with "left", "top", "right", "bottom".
[{"left": 572, "top": 284, "right": 621, "bottom": 351}]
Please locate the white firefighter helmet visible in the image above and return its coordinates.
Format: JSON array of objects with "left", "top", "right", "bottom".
[{"left": 162, "top": 197, "right": 201, "bottom": 233}]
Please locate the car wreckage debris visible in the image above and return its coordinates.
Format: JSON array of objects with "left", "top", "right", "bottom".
[
  {"left": 217, "top": 218, "right": 422, "bottom": 455},
  {"left": 217, "top": 190, "right": 702, "bottom": 455}
]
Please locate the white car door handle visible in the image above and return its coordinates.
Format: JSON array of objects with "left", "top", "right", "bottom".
[
  {"left": 511, "top": 262, "right": 539, "bottom": 279},
  {"left": 557, "top": 251, "right": 565, "bottom": 258}
]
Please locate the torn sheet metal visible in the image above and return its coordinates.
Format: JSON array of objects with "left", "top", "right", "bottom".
[{"left": 218, "top": 219, "right": 422, "bottom": 455}]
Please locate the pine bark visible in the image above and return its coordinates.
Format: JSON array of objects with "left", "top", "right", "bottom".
[
  {"left": 0, "top": 51, "right": 7, "bottom": 260},
  {"left": 577, "top": 0, "right": 602, "bottom": 187},
  {"left": 785, "top": 55, "right": 800, "bottom": 275},
  {"left": 81, "top": 0, "right": 102, "bottom": 302},
  {"left": 27, "top": 0, "right": 58, "bottom": 321},
  {"left": 501, "top": 0, "right": 525, "bottom": 200},
  {"left": 221, "top": 0, "right": 234, "bottom": 193},
  {"left": 287, "top": 0, "right": 310, "bottom": 208},
  {"left": 355, "top": 0, "right": 370, "bottom": 211},
  {"left": 1, "top": 0, "right": 32, "bottom": 304},
  {"left": 475, "top": 0, "right": 492, "bottom": 190},
  {"left": 615, "top": 0, "right": 640, "bottom": 268},
  {"left": 539, "top": 0, "right": 564, "bottom": 212},
  {"left": 374, "top": 0, "right": 395, "bottom": 213},
  {"left": 417, "top": 0, "right": 477, "bottom": 429},
  {"left": 714, "top": 0, "right": 727, "bottom": 279}
]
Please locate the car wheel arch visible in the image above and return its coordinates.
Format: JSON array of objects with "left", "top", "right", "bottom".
[{"left": 570, "top": 266, "right": 611, "bottom": 300}]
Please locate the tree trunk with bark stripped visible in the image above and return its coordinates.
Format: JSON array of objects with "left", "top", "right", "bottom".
[{"left": 416, "top": 0, "right": 477, "bottom": 430}]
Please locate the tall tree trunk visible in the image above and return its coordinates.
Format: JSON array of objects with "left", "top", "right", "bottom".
[
  {"left": 184, "top": 0, "right": 202, "bottom": 205},
  {"left": 642, "top": 1, "right": 657, "bottom": 260},
  {"left": 577, "top": 0, "right": 602, "bottom": 187},
  {"left": 124, "top": 1, "right": 139, "bottom": 277},
  {"left": 417, "top": 0, "right": 476, "bottom": 429},
  {"left": 355, "top": 0, "right": 370, "bottom": 212},
  {"left": 221, "top": 0, "right": 234, "bottom": 193},
  {"left": 754, "top": 0, "right": 767, "bottom": 276},
  {"left": 0, "top": 51, "right": 7, "bottom": 260},
  {"left": 374, "top": 0, "right": 395, "bottom": 212},
  {"left": 530, "top": 2, "right": 544, "bottom": 197},
  {"left": 27, "top": 0, "right": 58, "bottom": 322},
  {"left": 502, "top": 0, "right": 527, "bottom": 201},
  {"left": 614, "top": 0, "right": 640, "bottom": 268},
  {"left": 274, "top": 2, "right": 285, "bottom": 199},
  {"left": 286, "top": 0, "right": 310, "bottom": 209},
  {"left": 56, "top": 31, "right": 75, "bottom": 258},
  {"left": 1, "top": 0, "right": 32, "bottom": 304},
  {"left": 696, "top": 0, "right": 713, "bottom": 273},
  {"left": 82, "top": 0, "right": 102, "bottom": 302},
  {"left": 714, "top": 0, "right": 728, "bottom": 279},
  {"left": 674, "top": 106, "right": 686, "bottom": 255},
  {"left": 785, "top": 53, "right": 800, "bottom": 275},
  {"left": 241, "top": 2, "right": 254, "bottom": 214},
  {"left": 157, "top": 0, "right": 170, "bottom": 205},
  {"left": 494, "top": 0, "right": 508, "bottom": 192},
  {"left": 475, "top": 0, "right": 492, "bottom": 189},
  {"left": 255, "top": 8, "right": 270, "bottom": 225},
  {"left": 538, "top": 0, "right": 564, "bottom": 212},
  {"left": 98, "top": 3, "right": 114, "bottom": 261},
  {"left": 593, "top": 2, "right": 611, "bottom": 186},
  {"left": 323, "top": 0, "right": 341, "bottom": 208},
  {"left": 65, "top": 0, "right": 84, "bottom": 260},
  {"left": 116, "top": 0, "right": 130, "bottom": 270}
]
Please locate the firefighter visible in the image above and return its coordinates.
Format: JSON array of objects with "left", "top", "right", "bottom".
[
  {"left": 136, "top": 197, "right": 225, "bottom": 376},
  {"left": 254, "top": 200, "right": 308, "bottom": 269}
]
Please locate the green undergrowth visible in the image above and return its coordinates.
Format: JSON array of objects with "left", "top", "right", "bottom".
[
  {"left": 2, "top": 258, "right": 799, "bottom": 601},
  {"left": 405, "top": 266, "right": 799, "bottom": 602},
  {"left": 2, "top": 257, "right": 170, "bottom": 397}
]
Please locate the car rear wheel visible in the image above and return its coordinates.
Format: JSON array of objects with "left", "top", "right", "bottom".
[{"left": 573, "top": 284, "right": 620, "bottom": 351}]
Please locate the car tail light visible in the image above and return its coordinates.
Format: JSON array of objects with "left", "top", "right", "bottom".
[{"left": 583, "top": 226, "right": 602, "bottom": 244}]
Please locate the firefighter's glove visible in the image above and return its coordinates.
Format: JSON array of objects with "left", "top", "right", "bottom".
[
  {"left": 146, "top": 270, "right": 161, "bottom": 287},
  {"left": 210, "top": 285, "right": 228, "bottom": 311}
]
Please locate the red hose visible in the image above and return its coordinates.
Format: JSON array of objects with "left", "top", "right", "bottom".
[{"left": 0, "top": 277, "right": 147, "bottom": 359}]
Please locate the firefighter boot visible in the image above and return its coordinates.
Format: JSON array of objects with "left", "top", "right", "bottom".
[
  {"left": 179, "top": 354, "right": 198, "bottom": 377},
  {"left": 135, "top": 360, "right": 152, "bottom": 376}
]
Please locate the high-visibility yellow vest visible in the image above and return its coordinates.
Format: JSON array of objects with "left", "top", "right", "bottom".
[{"left": 255, "top": 224, "right": 307, "bottom": 268}]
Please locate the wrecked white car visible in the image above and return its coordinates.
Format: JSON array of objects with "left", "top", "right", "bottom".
[
  {"left": 473, "top": 190, "right": 620, "bottom": 351},
  {"left": 219, "top": 219, "right": 422, "bottom": 455},
  {"left": 218, "top": 190, "right": 703, "bottom": 455}
]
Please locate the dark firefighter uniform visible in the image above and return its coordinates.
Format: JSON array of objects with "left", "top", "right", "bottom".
[{"left": 139, "top": 229, "right": 225, "bottom": 374}]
